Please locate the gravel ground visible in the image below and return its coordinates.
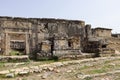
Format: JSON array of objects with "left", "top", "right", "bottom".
[{"left": 1, "top": 56, "right": 120, "bottom": 80}]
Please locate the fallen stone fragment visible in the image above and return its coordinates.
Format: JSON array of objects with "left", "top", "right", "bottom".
[
  {"left": 66, "top": 70, "right": 72, "bottom": 73},
  {"left": 48, "top": 67, "right": 54, "bottom": 71},
  {"left": 41, "top": 74, "right": 48, "bottom": 79},
  {"left": 76, "top": 73, "right": 91, "bottom": 79},
  {"left": 17, "top": 78, "right": 22, "bottom": 80},
  {"left": 10, "top": 69, "right": 16, "bottom": 72},
  {"left": 22, "top": 67, "right": 29, "bottom": 70},
  {"left": 34, "top": 69, "right": 41, "bottom": 73},
  {"left": 18, "top": 71, "right": 29, "bottom": 76},
  {"left": 14, "top": 68, "right": 23, "bottom": 75},
  {"left": 14, "top": 63, "right": 25, "bottom": 67},
  {"left": 42, "top": 67, "right": 48, "bottom": 70},
  {"left": 5, "top": 73, "right": 14, "bottom": 78},
  {"left": 0, "top": 70, "right": 10, "bottom": 75},
  {"left": 52, "top": 62, "right": 63, "bottom": 67},
  {"left": 54, "top": 69, "right": 60, "bottom": 73}
]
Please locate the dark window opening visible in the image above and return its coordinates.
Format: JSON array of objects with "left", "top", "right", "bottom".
[
  {"left": 68, "top": 41, "right": 72, "bottom": 47},
  {"left": 102, "top": 45, "right": 107, "bottom": 48}
]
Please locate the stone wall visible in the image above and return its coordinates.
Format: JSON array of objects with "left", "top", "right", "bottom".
[
  {"left": 92, "top": 28, "right": 112, "bottom": 38},
  {"left": 0, "top": 16, "right": 87, "bottom": 59}
]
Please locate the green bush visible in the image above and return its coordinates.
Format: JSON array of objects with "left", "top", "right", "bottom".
[{"left": 52, "top": 56, "right": 58, "bottom": 61}]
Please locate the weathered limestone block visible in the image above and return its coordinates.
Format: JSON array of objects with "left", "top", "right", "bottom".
[
  {"left": 18, "top": 71, "right": 29, "bottom": 76},
  {"left": 69, "top": 36, "right": 81, "bottom": 49},
  {"left": 54, "top": 39, "right": 68, "bottom": 50},
  {"left": 47, "top": 23, "right": 58, "bottom": 35},
  {"left": 53, "top": 50, "right": 81, "bottom": 57},
  {"left": 0, "top": 70, "right": 10, "bottom": 75},
  {"left": 1, "top": 21, "right": 32, "bottom": 28},
  {"left": 41, "top": 41, "right": 51, "bottom": 53},
  {"left": 5, "top": 73, "right": 14, "bottom": 78}
]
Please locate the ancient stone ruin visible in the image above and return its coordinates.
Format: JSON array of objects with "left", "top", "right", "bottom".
[{"left": 0, "top": 16, "right": 118, "bottom": 59}]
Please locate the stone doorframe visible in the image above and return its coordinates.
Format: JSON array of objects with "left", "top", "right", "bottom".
[{"left": 5, "top": 31, "right": 30, "bottom": 55}]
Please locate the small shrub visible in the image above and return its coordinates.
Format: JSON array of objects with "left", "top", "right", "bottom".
[
  {"left": 52, "top": 56, "right": 58, "bottom": 61},
  {"left": 93, "top": 52, "right": 100, "bottom": 58}
]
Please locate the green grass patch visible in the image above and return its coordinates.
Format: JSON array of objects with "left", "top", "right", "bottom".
[
  {"left": 9, "top": 50, "right": 23, "bottom": 56},
  {"left": 104, "top": 60, "right": 111, "bottom": 64},
  {"left": 0, "top": 62, "right": 5, "bottom": 67},
  {"left": 80, "top": 65, "right": 90, "bottom": 70},
  {"left": 88, "top": 69, "right": 106, "bottom": 74},
  {"left": 103, "top": 64, "right": 114, "bottom": 69}
]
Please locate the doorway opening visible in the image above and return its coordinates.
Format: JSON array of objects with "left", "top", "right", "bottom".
[{"left": 10, "top": 40, "right": 26, "bottom": 55}]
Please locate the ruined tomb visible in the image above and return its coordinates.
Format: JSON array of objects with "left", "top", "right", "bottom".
[{"left": 0, "top": 16, "right": 115, "bottom": 59}]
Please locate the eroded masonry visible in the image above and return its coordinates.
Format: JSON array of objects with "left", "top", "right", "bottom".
[{"left": 0, "top": 16, "right": 117, "bottom": 59}]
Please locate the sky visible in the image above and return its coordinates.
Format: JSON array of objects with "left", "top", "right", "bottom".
[{"left": 0, "top": 0, "right": 120, "bottom": 33}]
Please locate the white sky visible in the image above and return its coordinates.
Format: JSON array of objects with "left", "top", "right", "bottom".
[{"left": 0, "top": 0, "right": 120, "bottom": 33}]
